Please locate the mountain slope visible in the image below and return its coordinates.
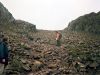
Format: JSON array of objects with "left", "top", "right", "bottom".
[
  {"left": 0, "top": 2, "right": 14, "bottom": 24},
  {"left": 65, "top": 12, "right": 100, "bottom": 34},
  {"left": 0, "top": 2, "right": 100, "bottom": 75},
  {"left": 4, "top": 30, "right": 100, "bottom": 75},
  {"left": 0, "top": 2, "right": 36, "bottom": 32}
]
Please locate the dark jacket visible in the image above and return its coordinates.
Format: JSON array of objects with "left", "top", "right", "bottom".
[{"left": 0, "top": 41, "right": 8, "bottom": 59}]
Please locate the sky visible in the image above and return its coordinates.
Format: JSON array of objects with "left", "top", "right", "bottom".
[{"left": 0, "top": 0, "right": 100, "bottom": 30}]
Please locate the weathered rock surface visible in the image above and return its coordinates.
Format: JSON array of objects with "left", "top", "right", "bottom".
[
  {"left": 0, "top": 2, "right": 14, "bottom": 24},
  {"left": 0, "top": 2, "right": 36, "bottom": 32},
  {"left": 64, "top": 12, "right": 100, "bottom": 34}
]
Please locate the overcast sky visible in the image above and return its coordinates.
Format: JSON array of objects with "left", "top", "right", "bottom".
[{"left": 0, "top": 0, "right": 100, "bottom": 30}]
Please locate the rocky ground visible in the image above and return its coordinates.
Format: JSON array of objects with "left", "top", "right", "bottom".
[
  {"left": 1, "top": 30, "right": 100, "bottom": 75},
  {"left": 0, "top": 2, "right": 100, "bottom": 75}
]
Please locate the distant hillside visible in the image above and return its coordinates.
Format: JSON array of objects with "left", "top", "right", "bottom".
[
  {"left": 65, "top": 12, "right": 100, "bottom": 34},
  {"left": 0, "top": 2, "right": 36, "bottom": 32},
  {"left": 12, "top": 20, "right": 36, "bottom": 33}
]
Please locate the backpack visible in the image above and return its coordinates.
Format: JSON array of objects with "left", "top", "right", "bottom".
[{"left": 59, "top": 33, "right": 62, "bottom": 39}]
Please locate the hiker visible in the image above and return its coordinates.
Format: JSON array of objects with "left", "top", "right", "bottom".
[
  {"left": 55, "top": 31, "right": 62, "bottom": 46},
  {"left": 0, "top": 35, "right": 8, "bottom": 74}
]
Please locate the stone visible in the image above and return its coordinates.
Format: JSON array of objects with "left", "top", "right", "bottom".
[
  {"left": 32, "top": 60, "right": 43, "bottom": 71},
  {"left": 22, "top": 64, "right": 31, "bottom": 71}
]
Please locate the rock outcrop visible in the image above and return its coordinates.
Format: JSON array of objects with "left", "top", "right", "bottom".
[
  {"left": 13, "top": 20, "right": 36, "bottom": 32},
  {"left": 0, "top": 2, "right": 36, "bottom": 32},
  {"left": 65, "top": 12, "right": 100, "bottom": 34},
  {"left": 0, "top": 2, "right": 14, "bottom": 24}
]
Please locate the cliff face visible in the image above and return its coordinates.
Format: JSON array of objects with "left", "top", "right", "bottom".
[
  {"left": 0, "top": 2, "right": 14, "bottom": 24},
  {"left": 65, "top": 12, "right": 100, "bottom": 34}
]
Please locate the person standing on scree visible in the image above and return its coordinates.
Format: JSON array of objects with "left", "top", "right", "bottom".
[
  {"left": 55, "top": 31, "right": 62, "bottom": 46},
  {"left": 0, "top": 35, "right": 9, "bottom": 74}
]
